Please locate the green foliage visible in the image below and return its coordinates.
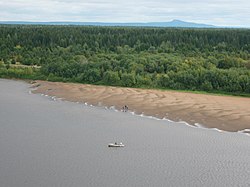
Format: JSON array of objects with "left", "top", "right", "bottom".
[
  {"left": 121, "top": 73, "right": 136, "bottom": 87},
  {"left": 0, "top": 65, "right": 45, "bottom": 80},
  {"left": 103, "top": 71, "right": 120, "bottom": 85},
  {"left": 0, "top": 25, "right": 249, "bottom": 95},
  {"left": 201, "top": 81, "right": 213, "bottom": 91}
]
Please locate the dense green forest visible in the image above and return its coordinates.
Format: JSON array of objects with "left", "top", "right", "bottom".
[{"left": 0, "top": 25, "right": 250, "bottom": 95}]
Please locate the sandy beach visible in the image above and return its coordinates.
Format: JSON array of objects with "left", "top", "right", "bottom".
[{"left": 32, "top": 80, "right": 250, "bottom": 132}]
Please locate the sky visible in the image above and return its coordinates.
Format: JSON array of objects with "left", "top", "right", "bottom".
[{"left": 0, "top": 0, "right": 250, "bottom": 27}]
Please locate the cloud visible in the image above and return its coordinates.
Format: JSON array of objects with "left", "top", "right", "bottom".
[{"left": 0, "top": 0, "right": 249, "bottom": 26}]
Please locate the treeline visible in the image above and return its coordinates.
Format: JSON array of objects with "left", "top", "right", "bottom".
[
  {"left": 0, "top": 25, "right": 250, "bottom": 95},
  {"left": 0, "top": 63, "right": 44, "bottom": 80}
]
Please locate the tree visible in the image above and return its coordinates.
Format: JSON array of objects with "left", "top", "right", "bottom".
[
  {"left": 103, "top": 71, "right": 120, "bottom": 85},
  {"left": 121, "top": 73, "right": 136, "bottom": 87}
]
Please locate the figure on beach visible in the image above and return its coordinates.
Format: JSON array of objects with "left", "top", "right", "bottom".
[{"left": 122, "top": 105, "right": 129, "bottom": 112}]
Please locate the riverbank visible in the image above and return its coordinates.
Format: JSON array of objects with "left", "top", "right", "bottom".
[{"left": 32, "top": 80, "right": 250, "bottom": 132}]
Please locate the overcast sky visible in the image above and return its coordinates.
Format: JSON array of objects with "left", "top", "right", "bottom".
[{"left": 0, "top": 0, "right": 250, "bottom": 27}]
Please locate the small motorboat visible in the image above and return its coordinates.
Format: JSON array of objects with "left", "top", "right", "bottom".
[{"left": 108, "top": 142, "right": 125, "bottom": 147}]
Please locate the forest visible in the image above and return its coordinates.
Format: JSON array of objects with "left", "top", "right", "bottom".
[{"left": 0, "top": 25, "right": 250, "bottom": 95}]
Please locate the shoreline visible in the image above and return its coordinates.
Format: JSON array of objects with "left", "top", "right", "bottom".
[{"left": 31, "top": 80, "right": 250, "bottom": 132}]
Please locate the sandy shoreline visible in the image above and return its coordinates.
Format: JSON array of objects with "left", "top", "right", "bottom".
[{"left": 31, "top": 80, "right": 250, "bottom": 132}]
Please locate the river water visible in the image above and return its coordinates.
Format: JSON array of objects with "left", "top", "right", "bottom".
[{"left": 0, "top": 79, "right": 250, "bottom": 187}]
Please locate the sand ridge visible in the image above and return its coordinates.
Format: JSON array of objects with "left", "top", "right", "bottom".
[{"left": 32, "top": 80, "right": 250, "bottom": 132}]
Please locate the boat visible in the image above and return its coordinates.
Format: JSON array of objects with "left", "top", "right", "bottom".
[{"left": 108, "top": 142, "right": 125, "bottom": 147}]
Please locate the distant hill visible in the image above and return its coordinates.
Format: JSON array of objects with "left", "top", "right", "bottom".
[{"left": 0, "top": 19, "right": 216, "bottom": 28}]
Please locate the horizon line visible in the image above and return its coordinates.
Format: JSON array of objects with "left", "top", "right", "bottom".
[{"left": 0, "top": 20, "right": 249, "bottom": 28}]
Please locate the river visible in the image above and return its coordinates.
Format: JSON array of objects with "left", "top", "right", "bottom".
[{"left": 0, "top": 79, "right": 250, "bottom": 186}]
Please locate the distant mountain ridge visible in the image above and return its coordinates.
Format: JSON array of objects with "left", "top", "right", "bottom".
[{"left": 0, "top": 19, "right": 216, "bottom": 28}]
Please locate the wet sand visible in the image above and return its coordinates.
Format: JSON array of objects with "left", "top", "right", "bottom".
[{"left": 32, "top": 80, "right": 250, "bottom": 132}]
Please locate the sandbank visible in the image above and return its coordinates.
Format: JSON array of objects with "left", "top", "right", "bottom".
[{"left": 32, "top": 80, "right": 250, "bottom": 132}]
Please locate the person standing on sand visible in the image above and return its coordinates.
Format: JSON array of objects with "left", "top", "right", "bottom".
[
  {"left": 125, "top": 105, "right": 128, "bottom": 112},
  {"left": 122, "top": 105, "right": 128, "bottom": 112}
]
